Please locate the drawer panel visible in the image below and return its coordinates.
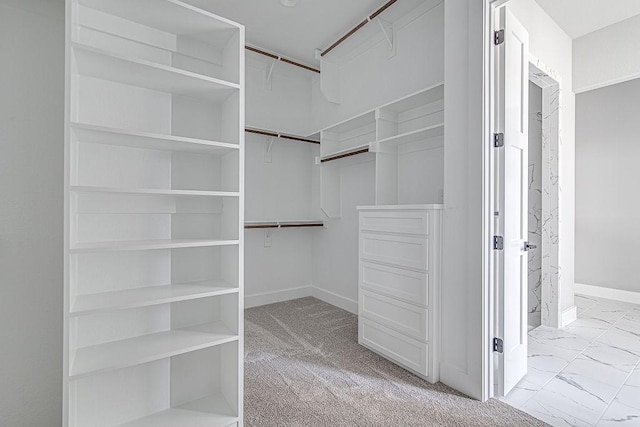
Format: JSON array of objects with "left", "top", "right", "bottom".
[
  {"left": 359, "top": 290, "right": 428, "bottom": 341},
  {"left": 360, "top": 233, "right": 428, "bottom": 271},
  {"left": 359, "top": 210, "right": 429, "bottom": 235},
  {"left": 361, "top": 261, "right": 428, "bottom": 307},
  {"left": 359, "top": 317, "right": 428, "bottom": 376}
]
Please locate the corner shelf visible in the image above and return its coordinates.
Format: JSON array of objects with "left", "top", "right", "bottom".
[
  {"left": 70, "top": 186, "right": 240, "bottom": 198},
  {"left": 71, "top": 281, "right": 238, "bottom": 317},
  {"left": 70, "top": 321, "right": 238, "bottom": 379},
  {"left": 371, "top": 124, "right": 444, "bottom": 151},
  {"left": 70, "top": 239, "right": 239, "bottom": 254}
]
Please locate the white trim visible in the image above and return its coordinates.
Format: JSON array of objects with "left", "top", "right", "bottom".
[
  {"left": 574, "top": 71, "right": 640, "bottom": 94},
  {"left": 575, "top": 283, "right": 640, "bottom": 306},
  {"left": 560, "top": 305, "right": 577, "bottom": 328},
  {"left": 244, "top": 286, "right": 312, "bottom": 308},
  {"left": 312, "top": 287, "right": 358, "bottom": 314}
]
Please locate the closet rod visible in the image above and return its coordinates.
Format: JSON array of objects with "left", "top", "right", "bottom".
[
  {"left": 321, "top": 0, "right": 397, "bottom": 57},
  {"left": 244, "top": 221, "right": 324, "bottom": 229},
  {"left": 245, "top": 128, "right": 320, "bottom": 145},
  {"left": 320, "top": 147, "right": 370, "bottom": 163},
  {"left": 245, "top": 46, "right": 320, "bottom": 74}
]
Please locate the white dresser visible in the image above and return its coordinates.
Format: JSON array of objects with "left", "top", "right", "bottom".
[{"left": 357, "top": 205, "right": 443, "bottom": 383}]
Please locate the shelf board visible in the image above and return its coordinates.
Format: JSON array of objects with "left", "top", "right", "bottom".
[
  {"left": 120, "top": 393, "right": 238, "bottom": 427},
  {"left": 70, "top": 186, "right": 239, "bottom": 198},
  {"left": 70, "top": 239, "right": 239, "bottom": 254},
  {"left": 70, "top": 321, "right": 238, "bottom": 379},
  {"left": 373, "top": 124, "right": 444, "bottom": 150},
  {"left": 244, "top": 220, "right": 325, "bottom": 229},
  {"left": 78, "top": 0, "right": 240, "bottom": 47},
  {"left": 70, "top": 123, "right": 239, "bottom": 154},
  {"left": 72, "top": 43, "right": 239, "bottom": 102},
  {"left": 71, "top": 281, "right": 238, "bottom": 317},
  {"left": 319, "top": 143, "right": 371, "bottom": 163}
]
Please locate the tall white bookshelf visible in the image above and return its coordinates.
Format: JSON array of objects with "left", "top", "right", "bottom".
[{"left": 63, "top": 1, "right": 244, "bottom": 425}]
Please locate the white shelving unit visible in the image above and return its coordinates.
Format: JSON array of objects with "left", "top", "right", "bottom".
[
  {"left": 64, "top": 1, "right": 244, "bottom": 426},
  {"left": 318, "top": 83, "right": 444, "bottom": 217}
]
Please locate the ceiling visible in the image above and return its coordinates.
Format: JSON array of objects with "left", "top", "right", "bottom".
[
  {"left": 186, "top": 0, "right": 384, "bottom": 66},
  {"left": 535, "top": 0, "right": 640, "bottom": 39}
]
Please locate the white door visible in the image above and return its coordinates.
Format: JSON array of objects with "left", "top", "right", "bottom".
[{"left": 495, "top": 6, "right": 529, "bottom": 396}]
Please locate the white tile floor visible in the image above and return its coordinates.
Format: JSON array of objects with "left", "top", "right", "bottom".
[{"left": 502, "top": 294, "right": 640, "bottom": 426}]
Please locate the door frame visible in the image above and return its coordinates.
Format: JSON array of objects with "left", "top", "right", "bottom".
[{"left": 482, "top": 0, "right": 564, "bottom": 399}]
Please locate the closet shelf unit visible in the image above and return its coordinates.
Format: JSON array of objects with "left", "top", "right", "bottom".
[
  {"left": 318, "top": 82, "right": 444, "bottom": 217},
  {"left": 64, "top": 0, "right": 244, "bottom": 426}
]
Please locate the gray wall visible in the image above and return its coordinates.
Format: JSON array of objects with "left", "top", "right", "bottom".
[
  {"left": 0, "top": 0, "right": 64, "bottom": 425},
  {"left": 576, "top": 78, "right": 640, "bottom": 293}
]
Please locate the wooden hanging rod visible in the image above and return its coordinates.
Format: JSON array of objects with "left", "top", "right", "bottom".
[
  {"left": 320, "top": 147, "right": 370, "bottom": 163},
  {"left": 245, "top": 46, "right": 320, "bottom": 74},
  {"left": 321, "top": 0, "right": 397, "bottom": 57},
  {"left": 245, "top": 221, "right": 324, "bottom": 229},
  {"left": 245, "top": 128, "right": 320, "bottom": 145}
]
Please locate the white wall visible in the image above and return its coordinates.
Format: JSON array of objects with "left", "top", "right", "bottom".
[
  {"left": 528, "top": 82, "right": 543, "bottom": 327},
  {"left": 575, "top": 78, "right": 640, "bottom": 294},
  {"left": 0, "top": 1, "right": 64, "bottom": 425},
  {"left": 244, "top": 53, "right": 319, "bottom": 303},
  {"left": 573, "top": 14, "right": 640, "bottom": 94},
  {"left": 507, "top": 0, "right": 576, "bottom": 313}
]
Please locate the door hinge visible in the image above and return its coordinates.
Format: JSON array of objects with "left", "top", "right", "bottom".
[
  {"left": 494, "top": 133, "right": 504, "bottom": 148},
  {"left": 495, "top": 29, "right": 505, "bottom": 45},
  {"left": 493, "top": 235, "right": 504, "bottom": 250},
  {"left": 493, "top": 337, "right": 504, "bottom": 353}
]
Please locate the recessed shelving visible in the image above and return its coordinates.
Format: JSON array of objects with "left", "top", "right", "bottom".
[
  {"left": 70, "top": 321, "right": 237, "bottom": 379},
  {"left": 70, "top": 185, "right": 240, "bottom": 198},
  {"left": 70, "top": 123, "right": 240, "bottom": 154},
  {"left": 71, "top": 281, "right": 238, "bottom": 317},
  {"left": 72, "top": 43, "right": 238, "bottom": 101},
  {"left": 70, "top": 239, "right": 239, "bottom": 254}
]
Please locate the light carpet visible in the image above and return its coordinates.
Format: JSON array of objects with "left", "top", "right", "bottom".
[{"left": 244, "top": 297, "right": 547, "bottom": 427}]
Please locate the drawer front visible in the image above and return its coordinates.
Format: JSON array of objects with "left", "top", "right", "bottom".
[
  {"left": 359, "top": 290, "right": 428, "bottom": 341},
  {"left": 359, "top": 210, "right": 429, "bottom": 235},
  {"left": 360, "top": 233, "right": 428, "bottom": 271},
  {"left": 361, "top": 261, "right": 428, "bottom": 307},
  {"left": 359, "top": 317, "right": 428, "bottom": 376}
]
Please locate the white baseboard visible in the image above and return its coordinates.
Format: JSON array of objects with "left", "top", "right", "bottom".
[
  {"left": 575, "top": 283, "right": 640, "bottom": 305},
  {"left": 311, "top": 287, "right": 358, "bottom": 314},
  {"left": 245, "top": 286, "right": 313, "bottom": 309},
  {"left": 560, "top": 305, "right": 577, "bottom": 328}
]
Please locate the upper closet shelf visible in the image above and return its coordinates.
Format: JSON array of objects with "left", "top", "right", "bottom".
[
  {"left": 70, "top": 123, "right": 239, "bottom": 154},
  {"left": 371, "top": 124, "right": 444, "bottom": 152},
  {"left": 72, "top": 43, "right": 239, "bottom": 102},
  {"left": 318, "top": 144, "right": 371, "bottom": 163},
  {"left": 77, "top": 0, "right": 240, "bottom": 43},
  {"left": 70, "top": 239, "right": 239, "bottom": 254},
  {"left": 70, "top": 186, "right": 239, "bottom": 198}
]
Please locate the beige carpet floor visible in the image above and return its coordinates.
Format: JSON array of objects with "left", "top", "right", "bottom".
[{"left": 244, "top": 297, "right": 547, "bottom": 427}]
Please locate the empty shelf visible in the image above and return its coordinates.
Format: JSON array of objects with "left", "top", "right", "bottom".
[
  {"left": 72, "top": 43, "right": 239, "bottom": 102},
  {"left": 71, "top": 281, "right": 238, "bottom": 317},
  {"left": 120, "top": 393, "right": 238, "bottom": 427},
  {"left": 375, "top": 124, "right": 444, "bottom": 148},
  {"left": 70, "top": 321, "right": 237, "bottom": 379},
  {"left": 70, "top": 123, "right": 239, "bottom": 154},
  {"left": 70, "top": 239, "right": 239, "bottom": 254},
  {"left": 70, "top": 186, "right": 239, "bottom": 198}
]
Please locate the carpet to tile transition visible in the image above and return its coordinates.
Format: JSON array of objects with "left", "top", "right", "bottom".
[{"left": 244, "top": 297, "right": 548, "bottom": 427}]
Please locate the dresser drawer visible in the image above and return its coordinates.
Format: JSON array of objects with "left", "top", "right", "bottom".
[
  {"left": 360, "top": 233, "right": 428, "bottom": 271},
  {"left": 361, "top": 261, "right": 428, "bottom": 307},
  {"left": 359, "top": 317, "right": 428, "bottom": 376},
  {"left": 359, "top": 210, "right": 429, "bottom": 235},
  {"left": 359, "top": 290, "right": 428, "bottom": 341}
]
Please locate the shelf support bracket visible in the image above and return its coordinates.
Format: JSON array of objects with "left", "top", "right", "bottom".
[
  {"left": 376, "top": 18, "right": 396, "bottom": 57},
  {"left": 264, "top": 136, "right": 275, "bottom": 163},
  {"left": 264, "top": 59, "right": 277, "bottom": 91}
]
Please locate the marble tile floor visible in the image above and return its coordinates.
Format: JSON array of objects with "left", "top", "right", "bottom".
[{"left": 502, "top": 294, "right": 640, "bottom": 426}]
